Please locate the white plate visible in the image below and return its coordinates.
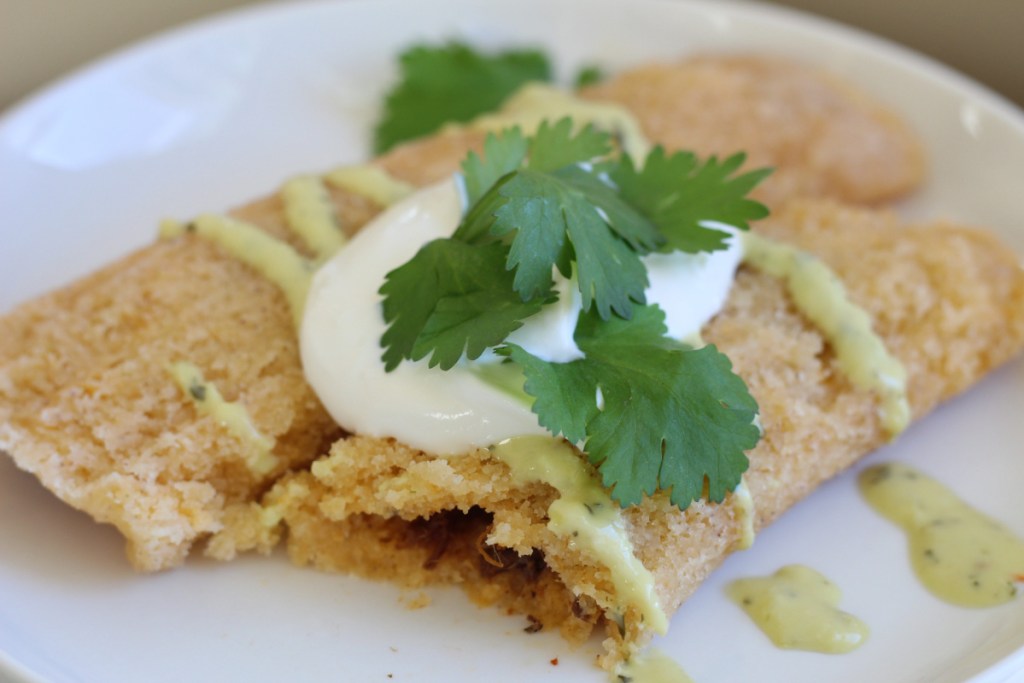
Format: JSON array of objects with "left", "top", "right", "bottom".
[{"left": 2, "top": 1, "right": 1023, "bottom": 681}]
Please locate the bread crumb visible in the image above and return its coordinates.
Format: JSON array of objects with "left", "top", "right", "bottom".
[{"left": 400, "top": 591, "right": 432, "bottom": 610}]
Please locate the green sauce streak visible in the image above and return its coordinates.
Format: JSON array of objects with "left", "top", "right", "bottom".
[
  {"left": 616, "top": 648, "right": 694, "bottom": 683},
  {"left": 168, "top": 361, "right": 278, "bottom": 475},
  {"left": 160, "top": 216, "right": 313, "bottom": 328},
  {"left": 325, "top": 164, "right": 415, "bottom": 207},
  {"left": 732, "top": 476, "right": 756, "bottom": 550},
  {"left": 859, "top": 462, "right": 1024, "bottom": 607},
  {"left": 727, "top": 565, "right": 869, "bottom": 653},
  {"left": 490, "top": 435, "right": 668, "bottom": 634},
  {"left": 281, "top": 175, "right": 346, "bottom": 261},
  {"left": 741, "top": 232, "right": 909, "bottom": 435},
  {"left": 468, "top": 83, "right": 651, "bottom": 160},
  {"left": 160, "top": 173, "right": 353, "bottom": 329}
]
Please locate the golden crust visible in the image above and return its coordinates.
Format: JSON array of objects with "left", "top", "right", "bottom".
[
  {"left": 582, "top": 55, "right": 926, "bottom": 206},
  {"left": 0, "top": 238, "right": 330, "bottom": 570},
  {"left": 232, "top": 199, "right": 1024, "bottom": 668},
  {"left": 377, "top": 56, "right": 927, "bottom": 208},
  {"left": 0, "top": 189, "right": 384, "bottom": 570},
  {"left": 0, "top": 51, "right": 1004, "bottom": 647}
]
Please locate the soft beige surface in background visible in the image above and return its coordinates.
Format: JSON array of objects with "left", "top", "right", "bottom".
[{"left": 0, "top": 0, "right": 1021, "bottom": 111}]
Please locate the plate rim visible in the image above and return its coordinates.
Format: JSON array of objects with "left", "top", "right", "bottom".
[{"left": 3, "top": 0, "right": 1023, "bottom": 134}]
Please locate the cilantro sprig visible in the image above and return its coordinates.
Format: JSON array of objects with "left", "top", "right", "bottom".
[
  {"left": 379, "top": 240, "right": 549, "bottom": 371},
  {"left": 379, "top": 119, "right": 769, "bottom": 509},
  {"left": 613, "top": 148, "right": 771, "bottom": 253},
  {"left": 458, "top": 119, "right": 662, "bottom": 319},
  {"left": 504, "top": 306, "right": 760, "bottom": 506},
  {"left": 374, "top": 42, "right": 552, "bottom": 153}
]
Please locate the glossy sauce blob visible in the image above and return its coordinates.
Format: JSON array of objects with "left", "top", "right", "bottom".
[
  {"left": 727, "top": 565, "right": 869, "bottom": 653},
  {"left": 616, "top": 648, "right": 694, "bottom": 683},
  {"left": 859, "top": 462, "right": 1024, "bottom": 607}
]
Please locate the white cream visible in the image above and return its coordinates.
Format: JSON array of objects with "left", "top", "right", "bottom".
[
  {"left": 302, "top": 181, "right": 546, "bottom": 453},
  {"left": 498, "top": 274, "right": 583, "bottom": 363},
  {"left": 301, "top": 179, "right": 743, "bottom": 455},
  {"left": 646, "top": 221, "right": 743, "bottom": 341}
]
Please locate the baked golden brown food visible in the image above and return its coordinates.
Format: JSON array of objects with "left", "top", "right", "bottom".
[
  {"left": 0, "top": 54, "right": 1001, "bottom": 666},
  {"left": 210, "top": 198, "right": 1024, "bottom": 667},
  {"left": 582, "top": 55, "right": 926, "bottom": 207}
]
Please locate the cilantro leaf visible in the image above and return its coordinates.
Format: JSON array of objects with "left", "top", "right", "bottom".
[
  {"left": 374, "top": 43, "right": 551, "bottom": 153},
  {"left": 573, "top": 65, "right": 605, "bottom": 89},
  {"left": 526, "top": 118, "right": 612, "bottom": 173},
  {"left": 505, "top": 304, "right": 759, "bottom": 508},
  {"left": 612, "top": 148, "right": 771, "bottom": 253},
  {"left": 378, "top": 123, "right": 765, "bottom": 510},
  {"left": 457, "top": 120, "right": 661, "bottom": 319},
  {"left": 379, "top": 239, "right": 548, "bottom": 371},
  {"left": 552, "top": 165, "right": 663, "bottom": 253},
  {"left": 489, "top": 169, "right": 576, "bottom": 299},
  {"left": 459, "top": 128, "right": 528, "bottom": 206},
  {"left": 490, "top": 168, "right": 651, "bottom": 318}
]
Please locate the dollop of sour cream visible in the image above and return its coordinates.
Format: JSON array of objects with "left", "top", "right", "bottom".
[{"left": 301, "top": 179, "right": 742, "bottom": 455}]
